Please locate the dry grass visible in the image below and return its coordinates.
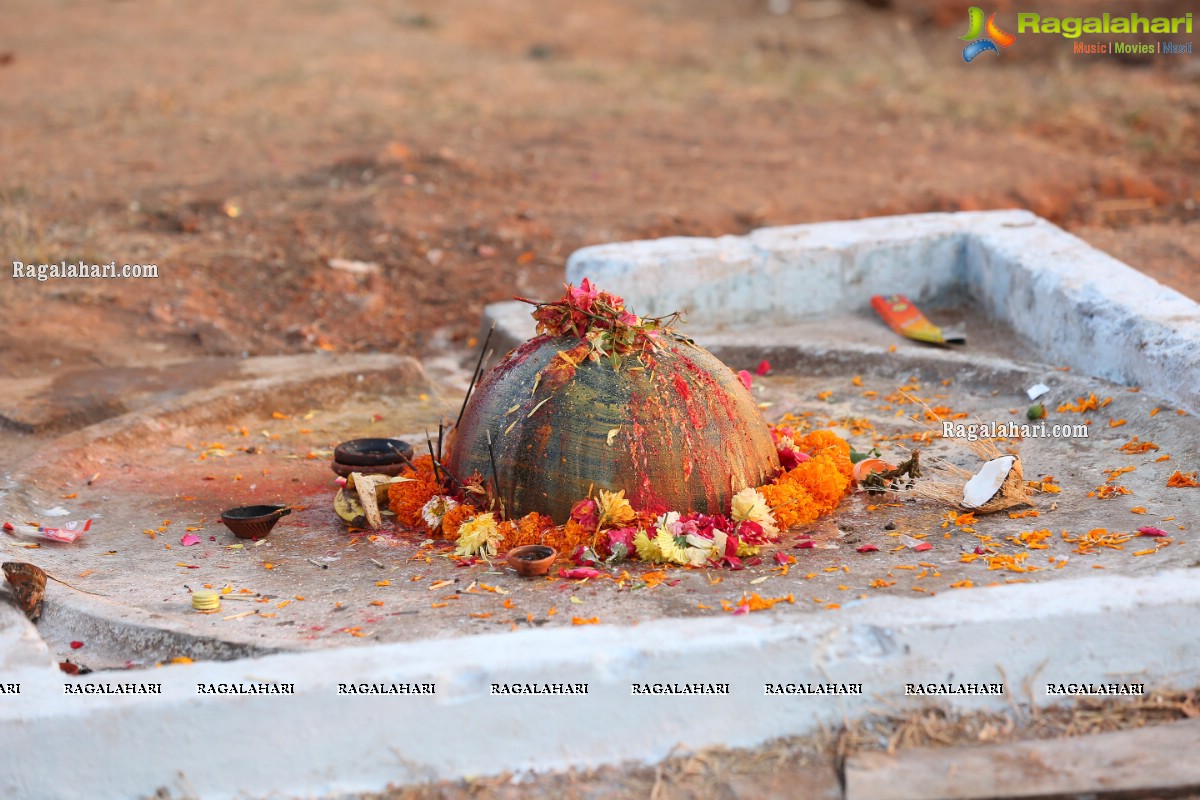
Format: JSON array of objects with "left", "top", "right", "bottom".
[
  {"left": 835, "top": 689, "right": 1200, "bottom": 757},
  {"left": 363, "top": 690, "right": 1200, "bottom": 800}
]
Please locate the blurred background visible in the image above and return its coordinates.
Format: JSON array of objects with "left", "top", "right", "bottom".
[{"left": 1, "top": 0, "right": 1196, "bottom": 380}]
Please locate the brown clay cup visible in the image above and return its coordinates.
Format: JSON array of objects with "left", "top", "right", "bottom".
[
  {"left": 506, "top": 545, "right": 557, "bottom": 577},
  {"left": 220, "top": 504, "right": 291, "bottom": 540}
]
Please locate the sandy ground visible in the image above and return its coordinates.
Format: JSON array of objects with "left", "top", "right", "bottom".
[{"left": 1, "top": 0, "right": 1197, "bottom": 382}]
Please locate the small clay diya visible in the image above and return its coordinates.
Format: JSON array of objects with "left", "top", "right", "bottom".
[
  {"left": 331, "top": 438, "right": 413, "bottom": 478},
  {"left": 506, "top": 545, "right": 557, "bottom": 578},
  {"left": 220, "top": 504, "right": 291, "bottom": 540}
]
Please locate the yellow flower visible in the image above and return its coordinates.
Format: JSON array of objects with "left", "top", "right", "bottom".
[
  {"left": 633, "top": 530, "right": 662, "bottom": 561},
  {"left": 736, "top": 541, "right": 760, "bottom": 558},
  {"left": 596, "top": 489, "right": 636, "bottom": 528},
  {"left": 454, "top": 513, "right": 503, "bottom": 558},
  {"left": 730, "top": 487, "right": 780, "bottom": 538},
  {"left": 654, "top": 527, "right": 689, "bottom": 565}
]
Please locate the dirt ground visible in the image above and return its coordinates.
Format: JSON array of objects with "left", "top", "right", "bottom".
[
  {"left": 2, "top": 1, "right": 1198, "bottom": 797},
  {"left": 1, "top": 0, "right": 1198, "bottom": 382}
]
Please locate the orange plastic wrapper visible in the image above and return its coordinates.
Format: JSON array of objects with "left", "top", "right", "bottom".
[{"left": 871, "top": 294, "right": 965, "bottom": 346}]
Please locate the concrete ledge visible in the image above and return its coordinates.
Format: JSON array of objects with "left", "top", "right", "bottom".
[
  {"left": 546, "top": 211, "right": 1200, "bottom": 412},
  {"left": 3, "top": 568, "right": 1199, "bottom": 799},
  {"left": 0, "top": 603, "right": 53, "bottom": 672}
]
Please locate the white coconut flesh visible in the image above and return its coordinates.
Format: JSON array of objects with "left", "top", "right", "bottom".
[{"left": 962, "top": 456, "right": 1016, "bottom": 509}]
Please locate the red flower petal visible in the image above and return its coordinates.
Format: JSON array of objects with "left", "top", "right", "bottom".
[
  {"left": 913, "top": 542, "right": 933, "bottom": 552},
  {"left": 792, "top": 540, "right": 815, "bottom": 549},
  {"left": 70, "top": 641, "right": 84, "bottom": 650},
  {"left": 1137, "top": 527, "right": 1168, "bottom": 537},
  {"left": 755, "top": 359, "right": 772, "bottom": 377},
  {"left": 856, "top": 544, "right": 879, "bottom": 553}
]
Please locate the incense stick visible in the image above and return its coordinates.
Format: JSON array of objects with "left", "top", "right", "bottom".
[{"left": 454, "top": 324, "right": 494, "bottom": 431}]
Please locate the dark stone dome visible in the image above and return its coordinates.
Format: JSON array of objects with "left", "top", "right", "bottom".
[{"left": 445, "top": 334, "right": 780, "bottom": 522}]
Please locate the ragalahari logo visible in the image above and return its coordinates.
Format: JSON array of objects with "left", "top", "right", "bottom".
[{"left": 961, "top": 7, "right": 1016, "bottom": 62}]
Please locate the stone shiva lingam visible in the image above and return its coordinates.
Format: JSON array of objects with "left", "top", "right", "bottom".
[{"left": 444, "top": 280, "right": 780, "bottom": 522}]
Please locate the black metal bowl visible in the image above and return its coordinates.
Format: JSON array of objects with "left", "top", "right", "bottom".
[{"left": 333, "top": 438, "right": 414, "bottom": 467}]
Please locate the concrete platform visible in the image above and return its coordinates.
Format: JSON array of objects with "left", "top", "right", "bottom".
[
  {"left": 4, "top": 356, "right": 1196, "bottom": 671},
  {"left": 2, "top": 212, "right": 1200, "bottom": 799}
]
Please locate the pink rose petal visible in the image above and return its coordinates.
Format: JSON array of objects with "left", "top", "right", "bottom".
[
  {"left": 737, "top": 370, "right": 753, "bottom": 391},
  {"left": 180, "top": 533, "right": 201, "bottom": 547},
  {"left": 1137, "top": 526, "right": 1168, "bottom": 537},
  {"left": 913, "top": 542, "right": 933, "bottom": 552},
  {"left": 773, "top": 551, "right": 791, "bottom": 565},
  {"left": 558, "top": 567, "right": 602, "bottom": 580}
]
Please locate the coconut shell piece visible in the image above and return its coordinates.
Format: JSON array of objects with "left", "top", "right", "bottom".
[{"left": 912, "top": 439, "right": 1032, "bottom": 515}]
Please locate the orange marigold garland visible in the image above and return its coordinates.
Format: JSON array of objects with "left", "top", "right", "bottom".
[
  {"left": 759, "top": 482, "right": 818, "bottom": 530},
  {"left": 360, "top": 421, "right": 854, "bottom": 567},
  {"left": 760, "top": 429, "right": 853, "bottom": 529},
  {"left": 548, "top": 519, "right": 593, "bottom": 555},
  {"left": 496, "top": 512, "right": 556, "bottom": 549}
]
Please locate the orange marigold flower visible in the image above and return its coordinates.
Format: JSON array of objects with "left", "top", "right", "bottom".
[
  {"left": 440, "top": 503, "right": 478, "bottom": 540},
  {"left": 793, "top": 430, "right": 854, "bottom": 481},
  {"left": 540, "top": 519, "right": 593, "bottom": 555},
  {"left": 498, "top": 512, "right": 554, "bottom": 549},
  {"left": 781, "top": 453, "right": 852, "bottom": 509},
  {"left": 384, "top": 455, "right": 441, "bottom": 528},
  {"left": 1167, "top": 470, "right": 1200, "bottom": 488},
  {"left": 759, "top": 481, "right": 819, "bottom": 529},
  {"left": 1118, "top": 437, "right": 1159, "bottom": 454}
]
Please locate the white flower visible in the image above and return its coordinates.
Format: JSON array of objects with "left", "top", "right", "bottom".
[
  {"left": 684, "top": 533, "right": 718, "bottom": 566},
  {"left": 654, "top": 511, "right": 680, "bottom": 539},
  {"left": 711, "top": 529, "right": 729, "bottom": 560},
  {"left": 730, "top": 487, "right": 780, "bottom": 539},
  {"left": 421, "top": 495, "right": 458, "bottom": 532}
]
